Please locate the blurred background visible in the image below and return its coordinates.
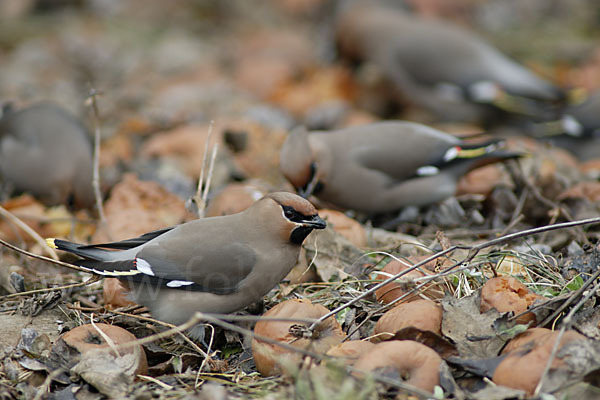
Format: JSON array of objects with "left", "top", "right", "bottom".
[{"left": 1, "top": 0, "right": 600, "bottom": 239}]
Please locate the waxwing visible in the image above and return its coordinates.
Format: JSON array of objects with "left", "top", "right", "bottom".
[
  {"left": 47, "top": 192, "right": 326, "bottom": 331},
  {"left": 0, "top": 102, "right": 94, "bottom": 208},
  {"left": 335, "top": 2, "right": 564, "bottom": 122},
  {"left": 533, "top": 90, "right": 600, "bottom": 161},
  {"left": 280, "top": 121, "right": 522, "bottom": 213}
]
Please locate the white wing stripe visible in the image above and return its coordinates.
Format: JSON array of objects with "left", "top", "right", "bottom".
[
  {"left": 136, "top": 258, "right": 155, "bottom": 276},
  {"left": 166, "top": 280, "right": 194, "bottom": 288},
  {"left": 416, "top": 165, "right": 440, "bottom": 176}
]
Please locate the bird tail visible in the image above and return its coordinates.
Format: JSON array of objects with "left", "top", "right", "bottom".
[
  {"left": 415, "top": 139, "right": 524, "bottom": 179},
  {"left": 46, "top": 238, "right": 109, "bottom": 261},
  {"left": 453, "top": 140, "right": 524, "bottom": 170},
  {"left": 472, "top": 83, "right": 566, "bottom": 120},
  {"left": 450, "top": 139, "right": 521, "bottom": 158}
]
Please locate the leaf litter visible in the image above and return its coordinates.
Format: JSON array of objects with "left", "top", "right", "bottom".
[{"left": 2, "top": 1, "right": 600, "bottom": 399}]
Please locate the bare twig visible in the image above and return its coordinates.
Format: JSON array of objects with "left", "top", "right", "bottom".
[
  {"left": 534, "top": 277, "right": 600, "bottom": 396},
  {"left": 104, "top": 311, "right": 433, "bottom": 398},
  {"left": 508, "top": 187, "right": 528, "bottom": 226},
  {"left": 33, "top": 367, "right": 67, "bottom": 400},
  {"left": 308, "top": 247, "right": 458, "bottom": 331},
  {"left": 190, "top": 121, "right": 218, "bottom": 218},
  {"left": 309, "top": 216, "right": 600, "bottom": 331},
  {"left": 194, "top": 313, "right": 435, "bottom": 398},
  {"left": 86, "top": 88, "right": 107, "bottom": 228},
  {"left": 0, "top": 237, "right": 94, "bottom": 273},
  {"left": 105, "top": 308, "right": 210, "bottom": 360},
  {"left": 196, "top": 323, "right": 215, "bottom": 386},
  {"left": 202, "top": 144, "right": 219, "bottom": 211},
  {"left": 537, "top": 264, "right": 600, "bottom": 327},
  {"left": 506, "top": 160, "right": 588, "bottom": 245},
  {"left": 196, "top": 122, "right": 213, "bottom": 202},
  {"left": 344, "top": 259, "right": 483, "bottom": 340},
  {"left": 0, "top": 205, "right": 58, "bottom": 260},
  {"left": 184, "top": 314, "right": 320, "bottom": 324},
  {"left": 138, "top": 375, "right": 174, "bottom": 390},
  {"left": 0, "top": 275, "right": 101, "bottom": 300},
  {"left": 90, "top": 313, "right": 121, "bottom": 357}
]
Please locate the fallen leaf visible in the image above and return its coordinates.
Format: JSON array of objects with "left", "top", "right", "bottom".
[
  {"left": 441, "top": 294, "right": 507, "bottom": 359},
  {"left": 93, "top": 173, "right": 194, "bottom": 242},
  {"left": 558, "top": 181, "right": 600, "bottom": 203}
]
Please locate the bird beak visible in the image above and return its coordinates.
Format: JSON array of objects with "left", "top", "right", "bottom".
[{"left": 301, "top": 215, "right": 326, "bottom": 230}]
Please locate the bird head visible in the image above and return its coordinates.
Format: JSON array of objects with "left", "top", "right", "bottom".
[{"left": 262, "top": 192, "right": 326, "bottom": 245}]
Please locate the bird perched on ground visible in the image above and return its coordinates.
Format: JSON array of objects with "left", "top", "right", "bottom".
[
  {"left": 47, "top": 192, "right": 326, "bottom": 332},
  {"left": 532, "top": 90, "right": 600, "bottom": 161},
  {"left": 280, "top": 121, "right": 522, "bottom": 213},
  {"left": 0, "top": 102, "right": 94, "bottom": 208},
  {"left": 334, "top": 1, "right": 564, "bottom": 123}
]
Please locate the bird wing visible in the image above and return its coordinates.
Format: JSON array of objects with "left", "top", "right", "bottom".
[
  {"left": 78, "top": 227, "right": 175, "bottom": 250},
  {"left": 51, "top": 213, "right": 260, "bottom": 294},
  {"left": 131, "top": 239, "right": 257, "bottom": 294},
  {"left": 67, "top": 239, "right": 256, "bottom": 294},
  {"left": 51, "top": 219, "right": 257, "bottom": 294},
  {"left": 347, "top": 122, "right": 457, "bottom": 182},
  {"left": 353, "top": 131, "right": 515, "bottom": 183}
]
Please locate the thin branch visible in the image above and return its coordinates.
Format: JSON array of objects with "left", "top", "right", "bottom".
[
  {"left": 0, "top": 237, "right": 91, "bottom": 273},
  {"left": 137, "top": 375, "right": 173, "bottom": 390},
  {"left": 202, "top": 143, "right": 219, "bottom": 213},
  {"left": 534, "top": 277, "right": 600, "bottom": 396},
  {"left": 190, "top": 121, "right": 217, "bottom": 219},
  {"left": 308, "top": 247, "right": 458, "bottom": 331},
  {"left": 90, "top": 313, "right": 121, "bottom": 357},
  {"left": 196, "top": 121, "right": 213, "bottom": 202},
  {"left": 309, "top": 216, "right": 600, "bottom": 331},
  {"left": 182, "top": 314, "right": 321, "bottom": 324},
  {"left": 100, "top": 308, "right": 210, "bottom": 360},
  {"left": 0, "top": 275, "right": 101, "bottom": 300},
  {"left": 104, "top": 311, "right": 434, "bottom": 398},
  {"left": 33, "top": 367, "right": 67, "bottom": 400},
  {"left": 506, "top": 160, "right": 588, "bottom": 245},
  {"left": 0, "top": 205, "right": 58, "bottom": 260},
  {"left": 196, "top": 323, "right": 215, "bottom": 386},
  {"left": 86, "top": 88, "right": 107, "bottom": 228},
  {"left": 344, "top": 259, "right": 479, "bottom": 340},
  {"left": 469, "top": 216, "right": 600, "bottom": 252},
  {"left": 537, "top": 263, "right": 600, "bottom": 327}
]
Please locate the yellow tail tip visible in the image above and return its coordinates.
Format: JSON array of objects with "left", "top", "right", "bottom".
[{"left": 46, "top": 238, "right": 57, "bottom": 249}]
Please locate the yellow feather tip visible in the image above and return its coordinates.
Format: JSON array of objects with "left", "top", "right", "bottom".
[
  {"left": 457, "top": 147, "right": 487, "bottom": 159},
  {"left": 45, "top": 238, "right": 57, "bottom": 249}
]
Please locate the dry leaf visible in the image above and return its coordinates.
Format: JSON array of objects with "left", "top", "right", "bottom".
[{"left": 93, "top": 173, "right": 194, "bottom": 242}]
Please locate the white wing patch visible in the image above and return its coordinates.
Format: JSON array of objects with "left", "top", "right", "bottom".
[
  {"left": 562, "top": 115, "right": 583, "bottom": 137},
  {"left": 135, "top": 258, "right": 155, "bottom": 276},
  {"left": 416, "top": 165, "right": 440, "bottom": 176},
  {"left": 469, "top": 80, "right": 499, "bottom": 103},
  {"left": 166, "top": 280, "right": 194, "bottom": 288},
  {"left": 443, "top": 146, "right": 460, "bottom": 162}
]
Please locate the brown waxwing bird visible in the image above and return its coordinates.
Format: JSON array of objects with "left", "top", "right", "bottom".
[
  {"left": 334, "top": 2, "right": 564, "bottom": 123},
  {"left": 46, "top": 192, "right": 326, "bottom": 336},
  {"left": 280, "top": 121, "right": 523, "bottom": 213},
  {"left": 531, "top": 90, "right": 600, "bottom": 161},
  {"left": 0, "top": 102, "right": 94, "bottom": 208}
]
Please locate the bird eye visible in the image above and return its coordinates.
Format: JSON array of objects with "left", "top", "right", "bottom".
[
  {"left": 282, "top": 205, "right": 303, "bottom": 222},
  {"left": 284, "top": 207, "right": 295, "bottom": 219}
]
